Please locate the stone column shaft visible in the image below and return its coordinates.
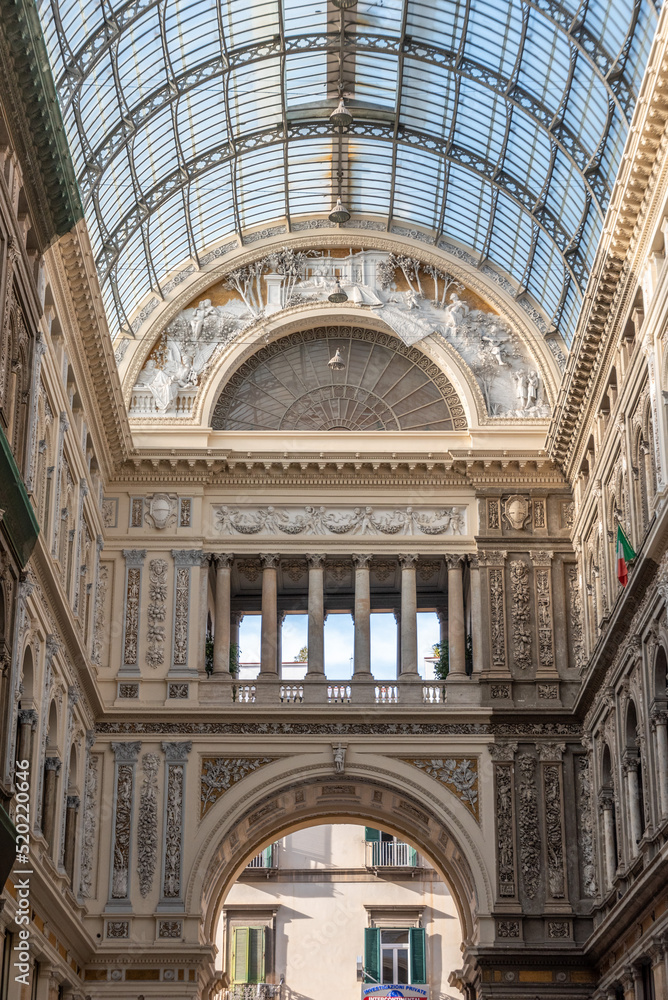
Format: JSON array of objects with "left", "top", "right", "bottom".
[
  {"left": 260, "top": 555, "right": 279, "bottom": 675},
  {"left": 353, "top": 555, "right": 372, "bottom": 676},
  {"left": 601, "top": 799, "right": 616, "bottom": 888},
  {"left": 17, "top": 709, "right": 37, "bottom": 764},
  {"left": 447, "top": 555, "right": 466, "bottom": 676},
  {"left": 42, "top": 757, "right": 61, "bottom": 848},
  {"left": 469, "top": 556, "right": 483, "bottom": 673},
  {"left": 399, "top": 555, "right": 418, "bottom": 674},
  {"left": 625, "top": 759, "right": 643, "bottom": 852},
  {"left": 306, "top": 555, "right": 325, "bottom": 676},
  {"left": 63, "top": 795, "right": 80, "bottom": 882},
  {"left": 653, "top": 712, "right": 668, "bottom": 817},
  {"left": 213, "top": 555, "right": 232, "bottom": 675}
]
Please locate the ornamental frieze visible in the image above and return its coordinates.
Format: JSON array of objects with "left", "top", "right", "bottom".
[{"left": 212, "top": 504, "right": 467, "bottom": 537}]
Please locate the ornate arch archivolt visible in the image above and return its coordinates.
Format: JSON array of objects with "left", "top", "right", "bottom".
[
  {"left": 120, "top": 230, "right": 562, "bottom": 418},
  {"left": 186, "top": 754, "right": 494, "bottom": 949}
]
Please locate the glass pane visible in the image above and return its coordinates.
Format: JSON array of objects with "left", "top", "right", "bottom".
[
  {"left": 396, "top": 949, "right": 409, "bottom": 984},
  {"left": 382, "top": 951, "right": 394, "bottom": 984},
  {"left": 381, "top": 930, "right": 409, "bottom": 944}
]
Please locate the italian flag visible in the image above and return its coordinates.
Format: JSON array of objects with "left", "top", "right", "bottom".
[{"left": 616, "top": 525, "right": 636, "bottom": 587}]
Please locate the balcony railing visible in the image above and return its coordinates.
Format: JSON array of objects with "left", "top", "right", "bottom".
[
  {"left": 222, "top": 985, "right": 281, "bottom": 1000},
  {"left": 226, "top": 680, "right": 451, "bottom": 706},
  {"left": 246, "top": 847, "right": 275, "bottom": 869},
  {"left": 365, "top": 841, "right": 417, "bottom": 867}
]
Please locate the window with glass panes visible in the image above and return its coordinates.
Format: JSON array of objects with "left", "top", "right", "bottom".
[{"left": 364, "top": 927, "right": 426, "bottom": 985}]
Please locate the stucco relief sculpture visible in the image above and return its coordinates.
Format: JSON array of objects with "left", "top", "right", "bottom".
[
  {"left": 200, "top": 757, "right": 277, "bottom": 817},
  {"left": 401, "top": 757, "right": 479, "bottom": 820},
  {"left": 137, "top": 753, "right": 159, "bottom": 897},
  {"left": 212, "top": 504, "right": 466, "bottom": 536},
  {"left": 130, "top": 249, "right": 549, "bottom": 419}
]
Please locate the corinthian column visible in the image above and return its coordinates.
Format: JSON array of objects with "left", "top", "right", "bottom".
[
  {"left": 469, "top": 555, "right": 483, "bottom": 673},
  {"left": 42, "top": 757, "right": 61, "bottom": 849},
  {"left": 306, "top": 555, "right": 326, "bottom": 676},
  {"left": 599, "top": 792, "right": 617, "bottom": 889},
  {"left": 17, "top": 708, "right": 37, "bottom": 764},
  {"left": 651, "top": 709, "right": 668, "bottom": 818},
  {"left": 63, "top": 795, "right": 80, "bottom": 883},
  {"left": 623, "top": 754, "right": 643, "bottom": 852},
  {"left": 213, "top": 555, "right": 232, "bottom": 675},
  {"left": 260, "top": 554, "right": 279, "bottom": 675},
  {"left": 399, "top": 555, "right": 418, "bottom": 675},
  {"left": 446, "top": 555, "right": 466, "bottom": 676},
  {"left": 352, "top": 555, "right": 372, "bottom": 676}
]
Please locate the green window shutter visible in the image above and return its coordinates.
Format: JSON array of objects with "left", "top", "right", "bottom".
[
  {"left": 262, "top": 846, "right": 273, "bottom": 867},
  {"left": 233, "top": 927, "right": 249, "bottom": 983},
  {"left": 410, "top": 927, "right": 426, "bottom": 984},
  {"left": 364, "top": 927, "right": 380, "bottom": 983},
  {"left": 248, "top": 927, "right": 265, "bottom": 983},
  {"left": 409, "top": 846, "right": 418, "bottom": 866},
  {"left": 365, "top": 827, "right": 380, "bottom": 842}
]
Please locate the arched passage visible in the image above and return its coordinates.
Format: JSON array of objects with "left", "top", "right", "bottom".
[{"left": 187, "top": 756, "right": 494, "bottom": 997}]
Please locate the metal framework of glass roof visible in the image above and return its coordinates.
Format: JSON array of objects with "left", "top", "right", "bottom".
[{"left": 36, "top": 0, "right": 658, "bottom": 346}]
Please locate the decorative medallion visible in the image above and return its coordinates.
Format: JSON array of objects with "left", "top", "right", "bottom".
[{"left": 502, "top": 495, "right": 531, "bottom": 531}]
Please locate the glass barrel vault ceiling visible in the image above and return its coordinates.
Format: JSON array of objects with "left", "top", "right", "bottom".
[{"left": 36, "top": 0, "right": 659, "bottom": 347}]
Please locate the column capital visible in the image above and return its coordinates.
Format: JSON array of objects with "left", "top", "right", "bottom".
[
  {"left": 530, "top": 550, "right": 553, "bottom": 566},
  {"left": 171, "top": 548, "right": 204, "bottom": 567},
  {"left": 44, "top": 756, "right": 62, "bottom": 773},
  {"left": 537, "top": 742, "right": 566, "bottom": 762},
  {"left": 468, "top": 554, "right": 479, "bottom": 570},
  {"left": 306, "top": 553, "right": 326, "bottom": 569},
  {"left": 161, "top": 740, "right": 192, "bottom": 761},
  {"left": 123, "top": 548, "right": 147, "bottom": 567},
  {"left": 66, "top": 795, "right": 81, "bottom": 810},
  {"left": 111, "top": 741, "right": 141, "bottom": 763},
  {"left": 214, "top": 553, "right": 234, "bottom": 570},
  {"left": 260, "top": 553, "right": 279, "bottom": 570},
  {"left": 651, "top": 707, "right": 668, "bottom": 728},
  {"left": 231, "top": 611, "right": 244, "bottom": 627},
  {"left": 436, "top": 608, "right": 447, "bottom": 624},
  {"left": 488, "top": 742, "right": 517, "bottom": 761},
  {"left": 598, "top": 790, "right": 614, "bottom": 811},
  {"left": 352, "top": 553, "right": 372, "bottom": 569},
  {"left": 18, "top": 708, "right": 37, "bottom": 728},
  {"left": 445, "top": 553, "right": 464, "bottom": 571},
  {"left": 398, "top": 553, "right": 418, "bottom": 568},
  {"left": 622, "top": 750, "right": 640, "bottom": 773}
]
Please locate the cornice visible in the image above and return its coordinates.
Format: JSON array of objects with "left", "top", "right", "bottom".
[
  {"left": 548, "top": 13, "right": 668, "bottom": 474},
  {"left": 0, "top": 0, "right": 82, "bottom": 247},
  {"left": 51, "top": 221, "right": 132, "bottom": 471},
  {"left": 107, "top": 452, "right": 566, "bottom": 488}
]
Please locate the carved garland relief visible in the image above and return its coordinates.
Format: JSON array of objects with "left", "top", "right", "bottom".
[
  {"left": 517, "top": 755, "right": 541, "bottom": 899},
  {"left": 200, "top": 757, "right": 277, "bottom": 818},
  {"left": 400, "top": 757, "right": 479, "bottom": 821},
  {"left": 137, "top": 753, "right": 160, "bottom": 897},
  {"left": 509, "top": 560, "right": 531, "bottom": 670},
  {"left": 489, "top": 568, "right": 507, "bottom": 668},
  {"left": 147, "top": 560, "right": 168, "bottom": 669},
  {"left": 494, "top": 762, "right": 517, "bottom": 898},
  {"left": 213, "top": 504, "right": 466, "bottom": 537}
]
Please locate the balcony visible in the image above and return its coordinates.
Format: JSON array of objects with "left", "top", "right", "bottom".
[
  {"left": 223, "top": 986, "right": 281, "bottom": 1000},
  {"left": 245, "top": 846, "right": 276, "bottom": 870},
  {"left": 365, "top": 841, "right": 418, "bottom": 868}
]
